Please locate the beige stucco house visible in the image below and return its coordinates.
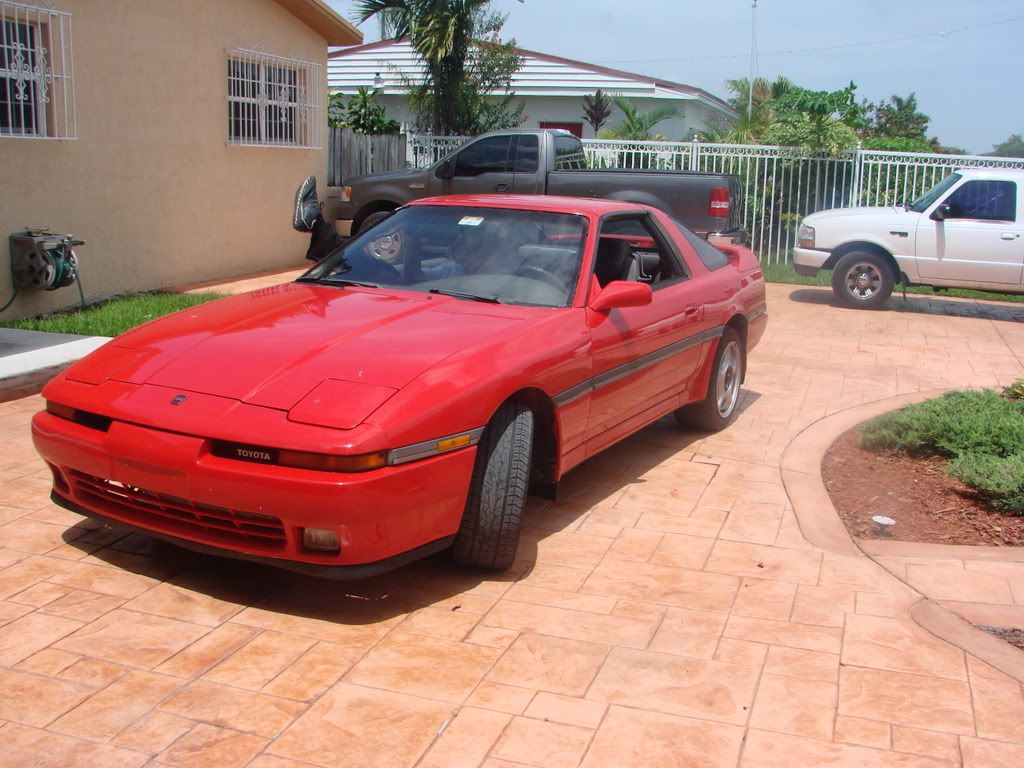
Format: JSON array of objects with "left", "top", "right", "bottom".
[{"left": 0, "top": 0, "right": 361, "bottom": 321}]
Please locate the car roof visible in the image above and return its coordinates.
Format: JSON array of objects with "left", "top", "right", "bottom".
[
  {"left": 409, "top": 194, "right": 652, "bottom": 216},
  {"left": 955, "top": 167, "right": 1024, "bottom": 180}
]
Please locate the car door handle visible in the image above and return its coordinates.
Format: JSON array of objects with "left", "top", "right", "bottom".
[
  {"left": 684, "top": 305, "right": 703, "bottom": 321},
  {"left": 1001, "top": 232, "right": 1019, "bottom": 240},
  {"left": 495, "top": 183, "right": 510, "bottom": 192}
]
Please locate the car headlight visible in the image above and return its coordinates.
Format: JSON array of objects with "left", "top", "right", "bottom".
[{"left": 797, "top": 225, "right": 815, "bottom": 249}]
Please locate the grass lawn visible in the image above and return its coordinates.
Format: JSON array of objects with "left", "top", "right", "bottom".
[
  {"left": 762, "top": 261, "right": 1024, "bottom": 304},
  {"left": 1, "top": 292, "right": 224, "bottom": 338}
]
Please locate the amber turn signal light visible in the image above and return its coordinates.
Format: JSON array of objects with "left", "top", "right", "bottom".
[{"left": 46, "top": 401, "right": 77, "bottom": 421}]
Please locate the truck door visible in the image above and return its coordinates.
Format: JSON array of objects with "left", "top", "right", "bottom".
[
  {"left": 429, "top": 134, "right": 515, "bottom": 196},
  {"left": 512, "top": 134, "right": 543, "bottom": 194},
  {"left": 916, "top": 179, "right": 1023, "bottom": 286}
]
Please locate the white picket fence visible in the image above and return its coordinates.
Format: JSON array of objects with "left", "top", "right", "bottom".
[{"left": 406, "top": 135, "right": 1024, "bottom": 262}]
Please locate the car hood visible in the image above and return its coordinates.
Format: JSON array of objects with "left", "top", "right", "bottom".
[
  {"left": 804, "top": 206, "right": 919, "bottom": 226},
  {"left": 66, "top": 282, "right": 530, "bottom": 411}
]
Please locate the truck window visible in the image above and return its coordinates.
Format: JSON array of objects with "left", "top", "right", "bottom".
[
  {"left": 554, "top": 136, "right": 587, "bottom": 170},
  {"left": 453, "top": 135, "right": 513, "bottom": 176},
  {"left": 511, "top": 135, "right": 539, "bottom": 173},
  {"left": 944, "top": 180, "right": 1016, "bottom": 221}
]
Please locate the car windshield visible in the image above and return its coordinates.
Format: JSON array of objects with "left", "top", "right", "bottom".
[
  {"left": 908, "top": 172, "right": 961, "bottom": 213},
  {"left": 299, "top": 206, "right": 588, "bottom": 308}
]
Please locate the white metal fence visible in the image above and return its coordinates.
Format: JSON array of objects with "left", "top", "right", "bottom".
[{"left": 406, "top": 134, "right": 1024, "bottom": 262}]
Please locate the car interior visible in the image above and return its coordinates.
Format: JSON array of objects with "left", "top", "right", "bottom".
[{"left": 592, "top": 217, "right": 684, "bottom": 288}]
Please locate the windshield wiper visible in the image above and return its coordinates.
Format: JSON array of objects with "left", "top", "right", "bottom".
[
  {"left": 318, "top": 276, "right": 381, "bottom": 288},
  {"left": 428, "top": 288, "right": 503, "bottom": 304}
]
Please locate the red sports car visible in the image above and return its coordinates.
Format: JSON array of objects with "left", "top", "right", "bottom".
[{"left": 33, "top": 195, "right": 766, "bottom": 577}]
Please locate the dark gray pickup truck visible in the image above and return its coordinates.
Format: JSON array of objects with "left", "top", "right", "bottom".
[{"left": 335, "top": 129, "right": 746, "bottom": 241}]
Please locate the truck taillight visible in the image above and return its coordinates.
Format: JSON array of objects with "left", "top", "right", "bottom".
[{"left": 709, "top": 188, "right": 730, "bottom": 218}]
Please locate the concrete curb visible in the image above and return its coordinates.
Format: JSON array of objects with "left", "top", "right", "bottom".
[
  {"left": 780, "top": 389, "right": 1024, "bottom": 683},
  {"left": 0, "top": 336, "right": 110, "bottom": 401}
]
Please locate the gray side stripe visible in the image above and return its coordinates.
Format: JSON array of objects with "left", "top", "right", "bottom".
[
  {"left": 748, "top": 303, "right": 767, "bottom": 323},
  {"left": 552, "top": 324, "right": 725, "bottom": 407}
]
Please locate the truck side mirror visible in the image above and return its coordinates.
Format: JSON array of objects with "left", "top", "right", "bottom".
[
  {"left": 435, "top": 159, "right": 455, "bottom": 180},
  {"left": 931, "top": 203, "right": 952, "bottom": 222}
]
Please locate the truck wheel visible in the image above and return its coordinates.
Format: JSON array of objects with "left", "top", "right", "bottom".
[
  {"left": 451, "top": 402, "right": 534, "bottom": 570},
  {"left": 356, "top": 210, "right": 393, "bottom": 236},
  {"left": 675, "top": 328, "right": 744, "bottom": 432},
  {"left": 831, "top": 251, "right": 895, "bottom": 309}
]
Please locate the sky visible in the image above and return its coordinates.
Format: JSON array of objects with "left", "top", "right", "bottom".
[{"left": 325, "top": 0, "right": 1022, "bottom": 155}]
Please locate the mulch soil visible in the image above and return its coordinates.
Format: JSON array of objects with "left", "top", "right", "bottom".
[
  {"left": 977, "top": 626, "right": 1024, "bottom": 651},
  {"left": 822, "top": 427, "right": 1024, "bottom": 547}
]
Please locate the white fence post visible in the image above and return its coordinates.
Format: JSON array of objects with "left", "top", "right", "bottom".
[{"left": 690, "top": 134, "right": 700, "bottom": 172}]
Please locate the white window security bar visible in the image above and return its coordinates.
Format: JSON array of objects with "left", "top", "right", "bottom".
[
  {"left": 227, "top": 48, "right": 322, "bottom": 149},
  {"left": 0, "top": 0, "right": 76, "bottom": 139}
]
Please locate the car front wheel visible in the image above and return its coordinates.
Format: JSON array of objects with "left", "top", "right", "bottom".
[
  {"left": 675, "top": 327, "right": 744, "bottom": 432},
  {"left": 451, "top": 402, "right": 533, "bottom": 570},
  {"left": 831, "top": 250, "right": 895, "bottom": 309}
]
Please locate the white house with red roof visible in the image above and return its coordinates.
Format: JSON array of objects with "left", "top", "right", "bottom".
[{"left": 328, "top": 39, "right": 736, "bottom": 139}]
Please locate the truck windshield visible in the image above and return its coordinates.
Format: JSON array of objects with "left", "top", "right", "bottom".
[
  {"left": 908, "top": 172, "right": 961, "bottom": 213},
  {"left": 299, "top": 206, "right": 588, "bottom": 308}
]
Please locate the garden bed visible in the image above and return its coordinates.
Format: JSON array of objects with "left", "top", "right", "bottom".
[{"left": 822, "top": 426, "right": 1024, "bottom": 546}]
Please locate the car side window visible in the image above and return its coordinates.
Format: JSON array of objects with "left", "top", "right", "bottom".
[
  {"left": 593, "top": 216, "right": 686, "bottom": 288},
  {"left": 944, "top": 181, "right": 1016, "bottom": 222},
  {"left": 511, "top": 135, "right": 539, "bottom": 173},
  {"left": 453, "top": 136, "right": 512, "bottom": 177}
]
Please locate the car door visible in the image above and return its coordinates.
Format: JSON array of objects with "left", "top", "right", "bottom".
[
  {"left": 915, "top": 178, "right": 1023, "bottom": 285},
  {"left": 583, "top": 213, "right": 712, "bottom": 448},
  {"left": 428, "top": 134, "right": 515, "bottom": 196}
]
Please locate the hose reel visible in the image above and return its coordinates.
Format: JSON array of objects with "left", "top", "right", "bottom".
[
  {"left": 11, "top": 229, "right": 83, "bottom": 290},
  {"left": 3, "top": 229, "right": 86, "bottom": 312}
]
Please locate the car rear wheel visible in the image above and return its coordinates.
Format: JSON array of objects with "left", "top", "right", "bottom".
[
  {"left": 451, "top": 402, "right": 534, "bottom": 570},
  {"left": 831, "top": 250, "right": 895, "bottom": 309},
  {"left": 675, "top": 327, "right": 744, "bottom": 432}
]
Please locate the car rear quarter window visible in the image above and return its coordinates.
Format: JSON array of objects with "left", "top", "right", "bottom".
[
  {"left": 671, "top": 219, "right": 731, "bottom": 271},
  {"left": 554, "top": 135, "right": 587, "bottom": 170}
]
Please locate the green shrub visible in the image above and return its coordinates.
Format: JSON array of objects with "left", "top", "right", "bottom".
[
  {"left": 860, "top": 388, "right": 1024, "bottom": 516},
  {"left": 1002, "top": 380, "right": 1024, "bottom": 400},
  {"left": 859, "top": 390, "right": 1024, "bottom": 458},
  {"left": 947, "top": 453, "right": 1024, "bottom": 515}
]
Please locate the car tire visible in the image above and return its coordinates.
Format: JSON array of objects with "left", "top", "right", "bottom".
[
  {"left": 356, "top": 210, "right": 393, "bottom": 235},
  {"left": 675, "top": 327, "right": 744, "bottom": 432},
  {"left": 831, "top": 250, "right": 895, "bottom": 309},
  {"left": 451, "top": 402, "right": 534, "bottom": 570}
]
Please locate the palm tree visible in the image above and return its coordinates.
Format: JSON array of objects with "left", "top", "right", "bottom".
[
  {"left": 581, "top": 89, "right": 612, "bottom": 134},
  {"left": 599, "top": 95, "right": 680, "bottom": 140},
  {"left": 353, "top": 0, "right": 490, "bottom": 134},
  {"left": 722, "top": 76, "right": 794, "bottom": 142}
]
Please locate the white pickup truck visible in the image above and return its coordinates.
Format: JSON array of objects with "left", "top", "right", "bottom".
[{"left": 794, "top": 168, "right": 1024, "bottom": 308}]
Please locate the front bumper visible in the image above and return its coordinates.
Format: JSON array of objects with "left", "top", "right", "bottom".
[
  {"left": 793, "top": 247, "right": 830, "bottom": 276},
  {"left": 32, "top": 411, "right": 476, "bottom": 576}
]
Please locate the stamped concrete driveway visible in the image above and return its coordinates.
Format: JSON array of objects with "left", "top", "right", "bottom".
[{"left": 1, "top": 282, "right": 1024, "bottom": 767}]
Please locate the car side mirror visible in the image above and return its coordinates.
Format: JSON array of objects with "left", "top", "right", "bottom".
[
  {"left": 435, "top": 160, "right": 455, "bottom": 180},
  {"left": 590, "top": 280, "right": 653, "bottom": 312},
  {"left": 931, "top": 203, "right": 952, "bottom": 222}
]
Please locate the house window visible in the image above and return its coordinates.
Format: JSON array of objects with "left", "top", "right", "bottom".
[
  {"left": 0, "top": 2, "right": 76, "bottom": 139},
  {"left": 227, "top": 49, "right": 322, "bottom": 149}
]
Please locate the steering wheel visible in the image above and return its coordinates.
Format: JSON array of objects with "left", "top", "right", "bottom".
[{"left": 515, "top": 265, "right": 567, "bottom": 291}]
